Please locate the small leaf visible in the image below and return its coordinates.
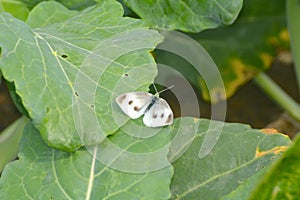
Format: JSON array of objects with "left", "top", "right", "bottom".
[
  {"left": 0, "top": 117, "right": 26, "bottom": 172},
  {"left": 169, "top": 118, "right": 291, "bottom": 199},
  {"left": 26, "top": 1, "right": 78, "bottom": 28},
  {"left": 0, "top": 0, "right": 29, "bottom": 21},
  {"left": 123, "top": 0, "right": 243, "bottom": 32},
  {"left": 0, "top": 121, "right": 173, "bottom": 199}
]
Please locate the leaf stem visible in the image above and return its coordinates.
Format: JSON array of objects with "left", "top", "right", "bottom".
[
  {"left": 254, "top": 73, "right": 300, "bottom": 123},
  {"left": 286, "top": 0, "right": 300, "bottom": 91}
]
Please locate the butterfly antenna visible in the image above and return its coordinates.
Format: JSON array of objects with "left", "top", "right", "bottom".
[
  {"left": 158, "top": 85, "right": 174, "bottom": 94},
  {"left": 152, "top": 83, "right": 159, "bottom": 94}
]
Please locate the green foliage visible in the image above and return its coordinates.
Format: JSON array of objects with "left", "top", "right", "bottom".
[
  {"left": 0, "top": 122, "right": 173, "bottom": 199},
  {"left": 287, "top": 0, "right": 300, "bottom": 91},
  {"left": 19, "top": 0, "right": 97, "bottom": 10},
  {"left": 156, "top": 0, "right": 289, "bottom": 102},
  {"left": 0, "top": 1, "right": 162, "bottom": 151},
  {"left": 195, "top": 0, "right": 289, "bottom": 101},
  {"left": 0, "top": 118, "right": 290, "bottom": 199},
  {"left": 123, "top": 0, "right": 243, "bottom": 32},
  {"left": 0, "top": 0, "right": 29, "bottom": 20},
  {"left": 249, "top": 134, "right": 300, "bottom": 200},
  {"left": 26, "top": 1, "right": 78, "bottom": 28},
  {"left": 0, "top": 117, "right": 26, "bottom": 172},
  {"left": 169, "top": 119, "right": 290, "bottom": 199},
  {"left": 6, "top": 81, "right": 29, "bottom": 118},
  {"left": 0, "top": 0, "right": 299, "bottom": 199}
]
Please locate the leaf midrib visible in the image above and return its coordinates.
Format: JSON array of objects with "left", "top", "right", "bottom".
[{"left": 85, "top": 146, "right": 97, "bottom": 200}]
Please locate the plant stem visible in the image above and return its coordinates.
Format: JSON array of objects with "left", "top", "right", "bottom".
[
  {"left": 286, "top": 0, "right": 300, "bottom": 91},
  {"left": 254, "top": 73, "right": 300, "bottom": 123}
]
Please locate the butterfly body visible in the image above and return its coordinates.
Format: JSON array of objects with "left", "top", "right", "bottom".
[
  {"left": 116, "top": 92, "right": 173, "bottom": 127},
  {"left": 144, "top": 95, "right": 158, "bottom": 113}
]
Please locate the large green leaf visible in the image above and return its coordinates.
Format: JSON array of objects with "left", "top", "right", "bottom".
[
  {"left": 0, "top": 121, "right": 173, "bottom": 199},
  {"left": 0, "top": 1, "right": 163, "bottom": 151},
  {"left": 249, "top": 134, "right": 300, "bottom": 200},
  {"left": 123, "top": 0, "right": 243, "bottom": 33},
  {"left": 169, "top": 119, "right": 291, "bottom": 199}
]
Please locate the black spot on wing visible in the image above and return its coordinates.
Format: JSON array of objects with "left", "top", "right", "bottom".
[
  {"left": 134, "top": 106, "right": 141, "bottom": 111},
  {"left": 166, "top": 113, "right": 173, "bottom": 124}
]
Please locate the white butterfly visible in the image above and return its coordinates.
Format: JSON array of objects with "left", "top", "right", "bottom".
[{"left": 116, "top": 86, "right": 173, "bottom": 127}]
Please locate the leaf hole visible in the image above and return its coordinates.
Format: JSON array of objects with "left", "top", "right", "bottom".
[
  {"left": 61, "top": 54, "right": 68, "bottom": 58},
  {"left": 123, "top": 73, "right": 129, "bottom": 77}
]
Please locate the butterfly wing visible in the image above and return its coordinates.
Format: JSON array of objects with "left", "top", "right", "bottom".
[
  {"left": 143, "top": 98, "right": 173, "bottom": 127},
  {"left": 116, "top": 92, "right": 153, "bottom": 119}
]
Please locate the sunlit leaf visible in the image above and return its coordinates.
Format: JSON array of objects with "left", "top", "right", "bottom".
[{"left": 0, "top": 1, "right": 163, "bottom": 151}]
